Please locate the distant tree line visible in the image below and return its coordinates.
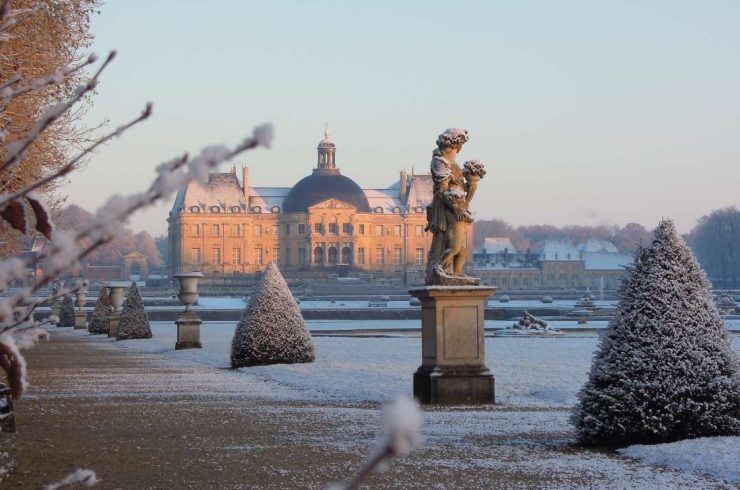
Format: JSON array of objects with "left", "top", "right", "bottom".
[
  {"left": 54, "top": 204, "right": 163, "bottom": 268},
  {"left": 476, "top": 206, "right": 740, "bottom": 288},
  {"left": 473, "top": 219, "right": 653, "bottom": 253}
]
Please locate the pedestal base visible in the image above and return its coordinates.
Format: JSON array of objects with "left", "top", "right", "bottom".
[
  {"left": 74, "top": 311, "right": 87, "bottom": 330},
  {"left": 108, "top": 313, "right": 120, "bottom": 338},
  {"left": 175, "top": 312, "right": 202, "bottom": 350},
  {"left": 413, "top": 365, "right": 495, "bottom": 405},
  {"left": 409, "top": 285, "right": 497, "bottom": 405}
]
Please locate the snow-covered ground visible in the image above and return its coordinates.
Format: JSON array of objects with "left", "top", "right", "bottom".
[{"left": 59, "top": 325, "right": 740, "bottom": 486}]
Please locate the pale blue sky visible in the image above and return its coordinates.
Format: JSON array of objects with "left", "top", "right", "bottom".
[{"left": 67, "top": 0, "right": 740, "bottom": 236}]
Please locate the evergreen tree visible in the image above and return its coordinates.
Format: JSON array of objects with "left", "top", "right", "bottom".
[
  {"left": 58, "top": 295, "right": 75, "bottom": 327},
  {"left": 88, "top": 287, "right": 112, "bottom": 334},
  {"left": 574, "top": 219, "right": 740, "bottom": 447},
  {"left": 117, "top": 283, "right": 152, "bottom": 340},
  {"left": 231, "top": 262, "right": 314, "bottom": 367}
]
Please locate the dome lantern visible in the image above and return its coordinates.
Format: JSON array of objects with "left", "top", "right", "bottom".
[{"left": 316, "top": 125, "right": 338, "bottom": 175}]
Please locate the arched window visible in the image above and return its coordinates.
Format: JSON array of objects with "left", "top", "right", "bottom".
[
  {"left": 210, "top": 206, "right": 221, "bottom": 213},
  {"left": 328, "top": 246, "right": 338, "bottom": 265},
  {"left": 251, "top": 206, "right": 261, "bottom": 213},
  {"left": 271, "top": 206, "right": 280, "bottom": 213},
  {"left": 189, "top": 206, "right": 201, "bottom": 213},
  {"left": 230, "top": 206, "right": 241, "bottom": 213},
  {"left": 314, "top": 247, "right": 324, "bottom": 265},
  {"left": 374, "top": 206, "right": 384, "bottom": 213},
  {"left": 341, "top": 246, "right": 352, "bottom": 265},
  {"left": 392, "top": 206, "right": 401, "bottom": 214}
]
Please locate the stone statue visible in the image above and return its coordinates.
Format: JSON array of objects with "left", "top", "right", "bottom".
[{"left": 425, "top": 128, "right": 486, "bottom": 286}]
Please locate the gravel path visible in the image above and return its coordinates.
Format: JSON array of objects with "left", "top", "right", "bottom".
[{"left": 0, "top": 330, "right": 732, "bottom": 489}]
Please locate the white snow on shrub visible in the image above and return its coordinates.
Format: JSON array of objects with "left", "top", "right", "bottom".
[
  {"left": 619, "top": 436, "right": 740, "bottom": 484},
  {"left": 88, "top": 287, "right": 111, "bottom": 335},
  {"left": 117, "top": 283, "right": 152, "bottom": 340},
  {"left": 231, "top": 262, "right": 314, "bottom": 367},
  {"left": 573, "top": 219, "right": 740, "bottom": 447}
]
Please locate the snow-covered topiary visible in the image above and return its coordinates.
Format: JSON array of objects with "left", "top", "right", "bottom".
[
  {"left": 117, "top": 283, "right": 152, "bottom": 340},
  {"left": 231, "top": 262, "right": 314, "bottom": 367},
  {"left": 58, "top": 295, "right": 75, "bottom": 327},
  {"left": 573, "top": 219, "right": 740, "bottom": 447},
  {"left": 88, "top": 287, "right": 111, "bottom": 334}
]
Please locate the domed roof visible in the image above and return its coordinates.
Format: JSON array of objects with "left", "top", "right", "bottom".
[{"left": 283, "top": 173, "right": 371, "bottom": 213}]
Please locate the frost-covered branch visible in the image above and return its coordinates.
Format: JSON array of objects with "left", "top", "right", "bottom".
[
  {"left": 43, "top": 469, "right": 98, "bottom": 490},
  {"left": 328, "top": 398, "right": 421, "bottom": 490},
  {"left": 0, "top": 50, "right": 115, "bottom": 174}
]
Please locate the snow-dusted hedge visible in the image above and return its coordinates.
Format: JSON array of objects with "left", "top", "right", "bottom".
[
  {"left": 231, "top": 262, "right": 314, "bottom": 367},
  {"left": 573, "top": 219, "right": 740, "bottom": 447},
  {"left": 88, "top": 287, "right": 111, "bottom": 335},
  {"left": 117, "top": 283, "right": 151, "bottom": 340},
  {"left": 58, "top": 296, "right": 75, "bottom": 327}
]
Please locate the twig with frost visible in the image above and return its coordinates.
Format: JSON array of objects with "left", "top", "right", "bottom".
[
  {"left": 328, "top": 397, "right": 422, "bottom": 490},
  {"left": 43, "top": 469, "right": 98, "bottom": 490}
]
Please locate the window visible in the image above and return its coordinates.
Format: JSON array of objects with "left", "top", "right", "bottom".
[
  {"left": 273, "top": 248, "right": 280, "bottom": 264},
  {"left": 416, "top": 248, "right": 425, "bottom": 265},
  {"left": 394, "top": 247, "right": 402, "bottom": 265},
  {"left": 233, "top": 248, "right": 241, "bottom": 265},
  {"left": 329, "top": 223, "right": 338, "bottom": 234},
  {"left": 375, "top": 225, "right": 383, "bottom": 237},
  {"left": 212, "top": 224, "right": 220, "bottom": 236},
  {"left": 191, "top": 248, "right": 201, "bottom": 264},
  {"left": 376, "top": 247, "right": 384, "bottom": 265},
  {"left": 285, "top": 224, "right": 291, "bottom": 235},
  {"left": 212, "top": 247, "right": 221, "bottom": 264},
  {"left": 342, "top": 223, "right": 351, "bottom": 234},
  {"left": 255, "top": 248, "right": 263, "bottom": 265},
  {"left": 415, "top": 225, "right": 424, "bottom": 237},
  {"left": 272, "top": 225, "right": 279, "bottom": 236},
  {"left": 285, "top": 248, "right": 291, "bottom": 265},
  {"left": 359, "top": 224, "right": 365, "bottom": 235},
  {"left": 232, "top": 224, "right": 241, "bottom": 237},
  {"left": 314, "top": 223, "right": 323, "bottom": 234},
  {"left": 394, "top": 225, "right": 401, "bottom": 236},
  {"left": 254, "top": 224, "right": 262, "bottom": 237},
  {"left": 357, "top": 247, "right": 365, "bottom": 265},
  {"left": 191, "top": 224, "right": 200, "bottom": 237},
  {"left": 299, "top": 248, "right": 307, "bottom": 265},
  {"left": 298, "top": 224, "right": 305, "bottom": 235}
]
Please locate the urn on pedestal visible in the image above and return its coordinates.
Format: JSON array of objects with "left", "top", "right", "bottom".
[
  {"left": 106, "top": 283, "right": 126, "bottom": 338},
  {"left": 173, "top": 272, "right": 204, "bottom": 350},
  {"left": 74, "top": 286, "right": 87, "bottom": 330}
]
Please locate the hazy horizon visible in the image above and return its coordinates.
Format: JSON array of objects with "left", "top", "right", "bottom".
[{"left": 65, "top": 0, "right": 740, "bottom": 237}]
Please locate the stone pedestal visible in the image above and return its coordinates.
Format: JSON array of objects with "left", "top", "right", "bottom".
[
  {"left": 175, "top": 311, "right": 202, "bottom": 350},
  {"left": 409, "top": 286, "right": 496, "bottom": 405},
  {"left": 108, "top": 313, "right": 120, "bottom": 338},
  {"left": 74, "top": 311, "right": 87, "bottom": 329}
]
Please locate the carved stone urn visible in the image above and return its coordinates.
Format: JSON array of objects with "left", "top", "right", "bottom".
[
  {"left": 173, "top": 272, "right": 204, "bottom": 350},
  {"left": 107, "top": 283, "right": 126, "bottom": 338}
]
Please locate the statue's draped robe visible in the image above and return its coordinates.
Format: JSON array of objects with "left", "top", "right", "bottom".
[{"left": 426, "top": 154, "right": 465, "bottom": 282}]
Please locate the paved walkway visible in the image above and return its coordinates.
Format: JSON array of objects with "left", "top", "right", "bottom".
[{"left": 0, "top": 330, "right": 731, "bottom": 489}]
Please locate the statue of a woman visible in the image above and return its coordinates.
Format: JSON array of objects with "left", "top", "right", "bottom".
[{"left": 425, "top": 128, "right": 486, "bottom": 286}]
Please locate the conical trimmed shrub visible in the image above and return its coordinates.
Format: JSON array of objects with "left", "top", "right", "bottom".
[
  {"left": 88, "top": 287, "right": 112, "bottom": 334},
  {"left": 58, "top": 295, "right": 75, "bottom": 327},
  {"left": 117, "top": 283, "right": 152, "bottom": 340},
  {"left": 573, "top": 219, "right": 740, "bottom": 447},
  {"left": 231, "top": 262, "right": 314, "bottom": 367}
]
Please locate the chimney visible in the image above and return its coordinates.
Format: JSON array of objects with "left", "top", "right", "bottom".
[
  {"left": 242, "top": 166, "right": 250, "bottom": 201},
  {"left": 400, "top": 169, "right": 408, "bottom": 204}
]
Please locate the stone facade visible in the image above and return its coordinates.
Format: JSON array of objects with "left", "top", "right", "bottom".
[
  {"left": 168, "top": 131, "right": 473, "bottom": 280},
  {"left": 473, "top": 239, "right": 631, "bottom": 290}
]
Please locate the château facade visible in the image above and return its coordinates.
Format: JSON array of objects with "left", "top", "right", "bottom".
[{"left": 167, "top": 131, "right": 472, "bottom": 280}]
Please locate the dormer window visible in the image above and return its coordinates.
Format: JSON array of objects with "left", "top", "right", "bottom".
[
  {"left": 271, "top": 206, "right": 280, "bottom": 213},
  {"left": 189, "top": 206, "right": 201, "bottom": 213},
  {"left": 210, "top": 206, "right": 221, "bottom": 213},
  {"left": 230, "top": 206, "right": 241, "bottom": 213},
  {"left": 251, "top": 206, "right": 262, "bottom": 213},
  {"left": 374, "top": 206, "right": 384, "bottom": 213},
  {"left": 392, "top": 206, "right": 401, "bottom": 214}
]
